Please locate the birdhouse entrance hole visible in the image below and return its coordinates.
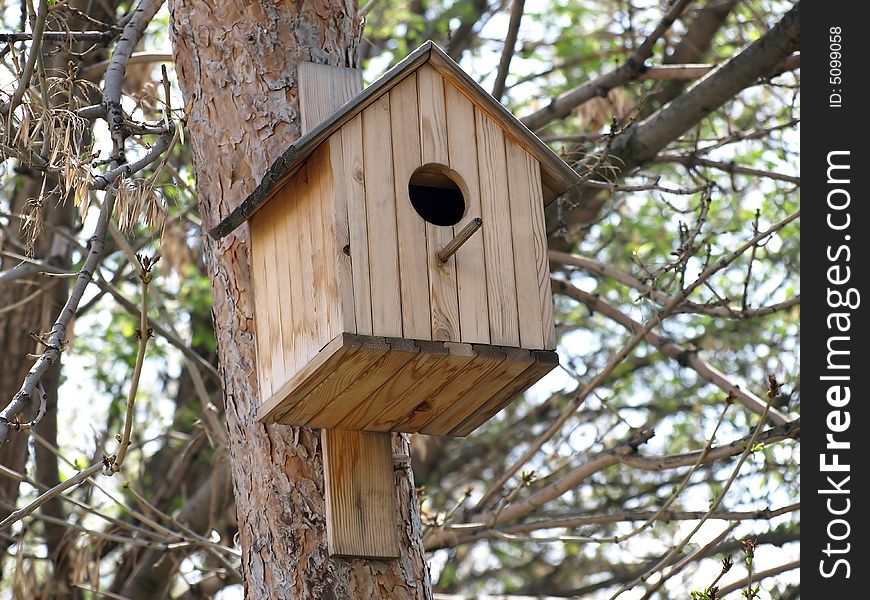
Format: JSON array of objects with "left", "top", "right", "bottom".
[{"left": 408, "top": 165, "right": 466, "bottom": 226}]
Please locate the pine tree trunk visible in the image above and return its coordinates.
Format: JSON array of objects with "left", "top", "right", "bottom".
[{"left": 168, "top": 2, "right": 432, "bottom": 597}]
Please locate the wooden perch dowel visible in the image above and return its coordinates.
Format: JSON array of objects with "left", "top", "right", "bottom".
[{"left": 437, "top": 217, "right": 483, "bottom": 262}]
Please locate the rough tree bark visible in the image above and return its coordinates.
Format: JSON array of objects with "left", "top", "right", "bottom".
[{"left": 168, "top": 1, "right": 431, "bottom": 598}]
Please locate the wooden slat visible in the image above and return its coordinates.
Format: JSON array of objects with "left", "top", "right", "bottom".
[
  {"left": 339, "top": 341, "right": 450, "bottom": 430},
  {"left": 326, "top": 134, "right": 357, "bottom": 334},
  {"left": 527, "top": 154, "right": 557, "bottom": 349},
  {"left": 362, "top": 96, "right": 403, "bottom": 337},
  {"left": 283, "top": 176, "right": 308, "bottom": 375},
  {"left": 389, "top": 74, "right": 431, "bottom": 339},
  {"left": 253, "top": 203, "right": 288, "bottom": 395},
  {"left": 298, "top": 337, "right": 400, "bottom": 427},
  {"left": 506, "top": 139, "right": 546, "bottom": 349},
  {"left": 257, "top": 333, "right": 361, "bottom": 423},
  {"left": 417, "top": 65, "right": 449, "bottom": 164},
  {"left": 418, "top": 345, "right": 505, "bottom": 435},
  {"left": 278, "top": 337, "right": 389, "bottom": 426},
  {"left": 310, "top": 338, "right": 419, "bottom": 429},
  {"left": 299, "top": 61, "right": 365, "bottom": 336},
  {"left": 322, "top": 429, "right": 399, "bottom": 558},
  {"left": 445, "top": 82, "right": 489, "bottom": 345},
  {"left": 392, "top": 343, "right": 502, "bottom": 433},
  {"left": 368, "top": 342, "right": 475, "bottom": 431},
  {"left": 249, "top": 218, "right": 274, "bottom": 398},
  {"left": 298, "top": 62, "right": 364, "bottom": 134},
  {"left": 272, "top": 185, "right": 298, "bottom": 378},
  {"left": 419, "top": 66, "right": 461, "bottom": 341},
  {"left": 475, "top": 108, "right": 520, "bottom": 346},
  {"left": 309, "top": 147, "right": 342, "bottom": 343},
  {"left": 450, "top": 349, "right": 559, "bottom": 436},
  {"left": 341, "top": 116, "right": 373, "bottom": 335}
]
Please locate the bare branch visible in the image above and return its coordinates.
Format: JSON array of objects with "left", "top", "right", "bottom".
[
  {"left": 474, "top": 210, "right": 798, "bottom": 510},
  {"left": 552, "top": 280, "right": 790, "bottom": 423},
  {"left": 491, "top": 0, "right": 525, "bottom": 101},
  {"left": 521, "top": 0, "right": 693, "bottom": 131},
  {"left": 716, "top": 559, "right": 799, "bottom": 596},
  {"left": 549, "top": 250, "right": 800, "bottom": 318},
  {"left": 649, "top": 153, "right": 800, "bottom": 184}
]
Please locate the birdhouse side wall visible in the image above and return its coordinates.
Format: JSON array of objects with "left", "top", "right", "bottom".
[
  {"left": 330, "top": 65, "right": 555, "bottom": 351},
  {"left": 248, "top": 145, "right": 347, "bottom": 401}
]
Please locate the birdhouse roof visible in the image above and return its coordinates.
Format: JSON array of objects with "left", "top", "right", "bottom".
[{"left": 210, "top": 41, "right": 581, "bottom": 240}]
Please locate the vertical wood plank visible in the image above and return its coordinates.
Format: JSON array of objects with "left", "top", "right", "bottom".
[
  {"left": 445, "top": 83, "right": 490, "bottom": 345},
  {"left": 296, "top": 166, "right": 320, "bottom": 365},
  {"left": 322, "top": 429, "right": 399, "bottom": 558},
  {"left": 527, "top": 154, "right": 557, "bottom": 349},
  {"left": 308, "top": 147, "right": 340, "bottom": 344},
  {"left": 389, "top": 74, "right": 431, "bottom": 340},
  {"left": 272, "top": 184, "right": 298, "bottom": 378},
  {"left": 506, "top": 139, "right": 545, "bottom": 349},
  {"left": 419, "top": 66, "right": 461, "bottom": 341},
  {"left": 362, "top": 96, "right": 403, "bottom": 337},
  {"left": 475, "top": 108, "right": 520, "bottom": 347},
  {"left": 326, "top": 135, "right": 357, "bottom": 334},
  {"left": 282, "top": 177, "right": 307, "bottom": 375},
  {"left": 341, "top": 116, "right": 373, "bottom": 335},
  {"left": 249, "top": 218, "right": 273, "bottom": 398},
  {"left": 298, "top": 62, "right": 364, "bottom": 133},
  {"left": 417, "top": 65, "right": 449, "bottom": 164},
  {"left": 299, "top": 61, "right": 364, "bottom": 337}
]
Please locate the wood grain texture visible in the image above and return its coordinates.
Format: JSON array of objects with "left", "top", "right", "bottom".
[
  {"left": 337, "top": 342, "right": 450, "bottom": 431},
  {"left": 257, "top": 333, "right": 361, "bottom": 423},
  {"left": 257, "top": 333, "right": 558, "bottom": 435},
  {"left": 322, "top": 429, "right": 399, "bottom": 558},
  {"left": 389, "top": 74, "right": 431, "bottom": 339},
  {"left": 419, "top": 66, "right": 461, "bottom": 341},
  {"left": 311, "top": 337, "right": 419, "bottom": 429},
  {"left": 526, "top": 152, "right": 557, "bottom": 349},
  {"left": 367, "top": 343, "right": 473, "bottom": 431},
  {"left": 417, "top": 345, "right": 505, "bottom": 435},
  {"left": 299, "top": 336, "right": 392, "bottom": 427},
  {"left": 475, "top": 108, "right": 520, "bottom": 346},
  {"left": 362, "top": 95, "right": 403, "bottom": 337},
  {"left": 272, "top": 191, "right": 297, "bottom": 378},
  {"left": 309, "top": 147, "right": 342, "bottom": 344},
  {"left": 299, "top": 62, "right": 364, "bottom": 336},
  {"left": 327, "top": 134, "right": 357, "bottom": 333},
  {"left": 445, "top": 82, "right": 489, "bottom": 345},
  {"left": 417, "top": 65, "right": 449, "bottom": 165},
  {"left": 341, "top": 115, "right": 373, "bottom": 335},
  {"left": 450, "top": 349, "right": 559, "bottom": 436},
  {"left": 298, "top": 62, "right": 364, "bottom": 134},
  {"left": 506, "top": 139, "right": 545, "bottom": 349},
  {"left": 249, "top": 217, "right": 274, "bottom": 398}
]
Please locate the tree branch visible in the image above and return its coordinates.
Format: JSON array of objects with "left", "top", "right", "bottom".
[
  {"left": 552, "top": 279, "right": 790, "bottom": 424},
  {"left": 425, "top": 419, "right": 799, "bottom": 550},
  {"left": 549, "top": 250, "right": 800, "bottom": 318},
  {"left": 474, "top": 209, "right": 798, "bottom": 510},
  {"left": 521, "top": 0, "right": 693, "bottom": 131},
  {"left": 491, "top": 0, "right": 525, "bottom": 102}
]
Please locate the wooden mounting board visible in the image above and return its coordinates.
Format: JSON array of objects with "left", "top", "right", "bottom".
[{"left": 257, "top": 332, "right": 558, "bottom": 437}]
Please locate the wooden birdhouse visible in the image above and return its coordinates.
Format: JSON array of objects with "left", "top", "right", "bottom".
[{"left": 211, "top": 41, "right": 579, "bottom": 559}]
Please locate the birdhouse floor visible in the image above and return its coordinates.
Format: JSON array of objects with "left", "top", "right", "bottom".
[{"left": 257, "top": 333, "right": 558, "bottom": 436}]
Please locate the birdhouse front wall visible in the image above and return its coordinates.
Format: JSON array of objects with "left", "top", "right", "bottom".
[
  {"left": 332, "top": 65, "right": 557, "bottom": 350},
  {"left": 247, "top": 64, "right": 558, "bottom": 433}
]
